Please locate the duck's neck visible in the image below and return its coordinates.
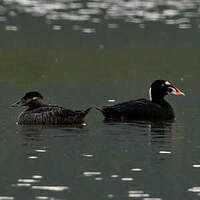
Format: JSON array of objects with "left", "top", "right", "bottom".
[
  {"left": 149, "top": 88, "right": 171, "bottom": 108},
  {"left": 152, "top": 97, "right": 171, "bottom": 108},
  {"left": 27, "top": 100, "right": 45, "bottom": 111}
]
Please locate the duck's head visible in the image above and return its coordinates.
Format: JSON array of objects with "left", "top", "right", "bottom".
[
  {"left": 149, "top": 80, "right": 185, "bottom": 102},
  {"left": 12, "top": 91, "right": 44, "bottom": 108}
]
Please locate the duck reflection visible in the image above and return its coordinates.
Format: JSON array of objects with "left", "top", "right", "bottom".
[
  {"left": 18, "top": 124, "right": 86, "bottom": 142},
  {"left": 104, "top": 118, "right": 175, "bottom": 143}
]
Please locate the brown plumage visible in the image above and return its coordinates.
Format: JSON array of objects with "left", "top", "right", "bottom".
[{"left": 12, "top": 91, "right": 92, "bottom": 125}]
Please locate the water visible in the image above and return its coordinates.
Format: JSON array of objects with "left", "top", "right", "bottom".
[{"left": 0, "top": 0, "right": 200, "bottom": 199}]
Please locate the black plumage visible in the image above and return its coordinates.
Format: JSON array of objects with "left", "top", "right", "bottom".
[{"left": 96, "top": 80, "right": 185, "bottom": 121}]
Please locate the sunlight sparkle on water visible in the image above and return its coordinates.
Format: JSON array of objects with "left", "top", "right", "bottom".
[
  {"left": 128, "top": 191, "right": 156, "bottom": 198},
  {"left": 83, "top": 154, "right": 94, "bottom": 157},
  {"left": 83, "top": 172, "right": 101, "bottom": 176},
  {"left": 111, "top": 174, "right": 119, "bottom": 178},
  {"left": 32, "top": 186, "right": 69, "bottom": 191},
  {"left": 0, "top": 197, "right": 14, "bottom": 200},
  {"left": 108, "top": 99, "right": 116, "bottom": 102},
  {"left": 95, "top": 177, "right": 103, "bottom": 180},
  {"left": 5, "top": 26, "right": 18, "bottom": 31},
  {"left": 1, "top": 0, "right": 199, "bottom": 31},
  {"left": 13, "top": 183, "right": 31, "bottom": 187},
  {"left": 188, "top": 187, "right": 200, "bottom": 192},
  {"left": 28, "top": 156, "right": 38, "bottom": 159},
  {"left": 131, "top": 168, "right": 142, "bottom": 171},
  {"left": 193, "top": 165, "right": 200, "bottom": 168},
  {"left": 32, "top": 175, "right": 43, "bottom": 179},
  {"left": 159, "top": 151, "right": 171, "bottom": 154},
  {"left": 35, "top": 150, "right": 46, "bottom": 153},
  {"left": 121, "top": 177, "right": 133, "bottom": 181},
  {"left": 82, "top": 28, "right": 95, "bottom": 33},
  {"left": 143, "top": 198, "right": 162, "bottom": 200},
  {"left": 107, "top": 194, "right": 114, "bottom": 198},
  {"left": 18, "top": 179, "right": 39, "bottom": 183},
  {"left": 35, "top": 197, "right": 48, "bottom": 200}
]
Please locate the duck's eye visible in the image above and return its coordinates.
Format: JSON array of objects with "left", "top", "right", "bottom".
[
  {"left": 168, "top": 88, "right": 173, "bottom": 93},
  {"left": 161, "top": 84, "right": 165, "bottom": 87}
]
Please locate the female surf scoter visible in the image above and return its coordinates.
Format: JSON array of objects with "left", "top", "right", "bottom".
[
  {"left": 96, "top": 80, "right": 185, "bottom": 121},
  {"left": 12, "top": 91, "right": 92, "bottom": 125}
]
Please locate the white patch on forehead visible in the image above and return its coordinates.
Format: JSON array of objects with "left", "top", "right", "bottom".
[
  {"left": 149, "top": 88, "right": 152, "bottom": 101},
  {"left": 165, "top": 81, "right": 171, "bottom": 85}
]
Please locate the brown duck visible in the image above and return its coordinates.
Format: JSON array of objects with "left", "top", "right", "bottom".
[{"left": 12, "top": 91, "right": 92, "bottom": 125}]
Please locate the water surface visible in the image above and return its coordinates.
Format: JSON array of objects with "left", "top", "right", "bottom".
[{"left": 0, "top": 0, "right": 200, "bottom": 199}]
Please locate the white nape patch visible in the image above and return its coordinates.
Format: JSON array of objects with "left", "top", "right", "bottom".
[{"left": 149, "top": 88, "right": 152, "bottom": 101}]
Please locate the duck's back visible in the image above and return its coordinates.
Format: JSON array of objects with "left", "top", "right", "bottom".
[
  {"left": 18, "top": 105, "right": 90, "bottom": 125},
  {"left": 99, "top": 99, "right": 175, "bottom": 120}
]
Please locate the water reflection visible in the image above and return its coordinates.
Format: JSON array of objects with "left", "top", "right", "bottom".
[
  {"left": 19, "top": 124, "right": 85, "bottom": 132},
  {"left": 105, "top": 119, "right": 173, "bottom": 133},
  {"left": 18, "top": 124, "right": 86, "bottom": 141},
  {"left": 1, "top": 0, "right": 200, "bottom": 31}
]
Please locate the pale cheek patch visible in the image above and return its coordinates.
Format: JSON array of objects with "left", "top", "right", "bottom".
[{"left": 25, "top": 98, "right": 32, "bottom": 104}]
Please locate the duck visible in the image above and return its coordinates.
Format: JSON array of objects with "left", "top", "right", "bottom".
[
  {"left": 11, "top": 91, "right": 92, "bottom": 125},
  {"left": 96, "top": 80, "right": 185, "bottom": 121}
]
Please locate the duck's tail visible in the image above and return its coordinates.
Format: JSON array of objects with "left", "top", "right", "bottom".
[{"left": 80, "top": 106, "right": 93, "bottom": 117}]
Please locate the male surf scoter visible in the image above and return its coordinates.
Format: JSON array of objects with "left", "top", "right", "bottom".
[
  {"left": 96, "top": 80, "right": 185, "bottom": 121},
  {"left": 12, "top": 91, "right": 92, "bottom": 125}
]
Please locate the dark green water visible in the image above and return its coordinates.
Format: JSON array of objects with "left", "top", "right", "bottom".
[{"left": 0, "top": 0, "right": 200, "bottom": 199}]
